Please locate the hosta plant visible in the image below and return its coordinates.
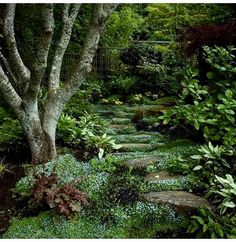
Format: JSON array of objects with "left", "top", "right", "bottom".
[{"left": 209, "top": 174, "right": 236, "bottom": 215}]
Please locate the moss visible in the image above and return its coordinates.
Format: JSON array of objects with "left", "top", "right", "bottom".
[
  {"left": 2, "top": 211, "right": 126, "bottom": 239},
  {"left": 141, "top": 176, "right": 193, "bottom": 193},
  {"left": 15, "top": 154, "right": 90, "bottom": 195},
  {"left": 111, "top": 202, "right": 188, "bottom": 238},
  {"left": 112, "top": 132, "right": 164, "bottom": 144},
  {"left": 2, "top": 201, "right": 189, "bottom": 239}
]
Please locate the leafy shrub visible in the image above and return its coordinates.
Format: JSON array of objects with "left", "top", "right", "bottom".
[
  {"left": 187, "top": 208, "right": 224, "bottom": 238},
  {"left": 28, "top": 173, "right": 88, "bottom": 218},
  {"left": 64, "top": 79, "right": 104, "bottom": 118},
  {"left": 56, "top": 112, "right": 118, "bottom": 158},
  {"left": 160, "top": 46, "right": 236, "bottom": 146},
  {"left": 208, "top": 174, "right": 236, "bottom": 215},
  {"left": 14, "top": 155, "right": 90, "bottom": 218},
  {"left": 127, "top": 94, "right": 147, "bottom": 104},
  {"left": 56, "top": 113, "right": 79, "bottom": 145},
  {"left": 77, "top": 111, "right": 108, "bottom": 136},
  {"left": 90, "top": 156, "right": 124, "bottom": 173},
  {"left": 108, "top": 76, "right": 137, "bottom": 95},
  {"left": 0, "top": 117, "right": 27, "bottom": 153},
  {"left": 15, "top": 154, "right": 86, "bottom": 195},
  {"left": 167, "top": 142, "right": 235, "bottom": 189},
  {"left": 0, "top": 158, "right": 14, "bottom": 180}
]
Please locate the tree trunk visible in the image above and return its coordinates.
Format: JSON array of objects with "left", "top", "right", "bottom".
[
  {"left": 20, "top": 101, "right": 57, "bottom": 164},
  {"left": 27, "top": 130, "right": 57, "bottom": 164}
]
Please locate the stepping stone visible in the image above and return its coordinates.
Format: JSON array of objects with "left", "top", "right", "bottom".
[
  {"left": 108, "top": 124, "right": 136, "bottom": 134},
  {"left": 145, "top": 171, "right": 181, "bottom": 182},
  {"left": 111, "top": 118, "right": 131, "bottom": 125},
  {"left": 115, "top": 112, "right": 134, "bottom": 118},
  {"left": 124, "top": 156, "right": 161, "bottom": 168},
  {"left": 118, "top": 143, "right": 154, "bottom": 152},
  {"left": 109, "top": 124, "right": 133, "bottom": 129},
  {"left": 141, "top": 191, "right": 213, "bottom": 211},
  {"left": 113, "top": 134, "right": 158, "bottom": 143},
  {"left": 143, "top": 174, "right": 191, "bottom": 193}
]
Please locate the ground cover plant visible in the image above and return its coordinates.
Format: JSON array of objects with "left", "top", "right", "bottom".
[{"left": 1, "top": 2, "right": 236, "bottom": 239}]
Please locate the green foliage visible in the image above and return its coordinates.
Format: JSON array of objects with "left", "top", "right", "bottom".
[
  {"left": 29, "top": 173, "right": 88, "bottom": 218},
  {"left": 187, "top": 208, "right": 224, "bottom": 238},
  {"left": 102, "top": 6, "right": 143, "bottom": 48},
  {"left": 56, "top": 113, "right": 78, "bottom": 145},
  {"left": 2, "top": 211, "right": 127, "bottom": 239},
  {"left": 209, "top": 174, "right": 236, "bottom": 215},
  {"left": 56, "top": 111, "right": 118, "bottom": 158},
  {"left": 160, "top": 46, "right": 236, "bottom": 145},
  {"left": 2, "top": 201, "right": 188, "bottom": 239},
  {"left": 15, "top": 154, "right": 86, "bottom": 196},
  {"left": 141, "top": 176, "right": 192, "bottom": 193},
  {"left": 90, "top": 156, "right": 124, "bottom": 173},
  {"left": 127, "top": 94, "right": 146, "bottom": 104},
  {"left": 0, "top": 158, "right": 14, "bottom": 180},
  {"left": 64, "top": 78, "right": 105, "bottom": 119},
  {"left": 146, "top": 4, "right": 233, "bottom": 41},
  {"left": 167, "top": 142, "right": 235, "bottom": 189},
  {"left": 109, "top": 76, "right": 137, "bottom": 95},
  {"left": 83, "top": 133, "right": 122, "bottom": 159},
  {"left": 0, "top": 117, "right": 27, "bottom": 153},
  {"left": 187, "top": 208, "right": 236, "bottom": 238},
  {"left": 111, "top": 202, "right": 187, "bottom": 238},
  {"left": 78, "top": 111, "right": 107, "bottom": 136}
]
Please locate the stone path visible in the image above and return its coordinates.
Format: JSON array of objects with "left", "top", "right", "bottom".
[{"left": 95, "top": 103, "right": 212, "bottom": 212}]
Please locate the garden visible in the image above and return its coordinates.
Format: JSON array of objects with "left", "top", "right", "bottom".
[{"left": 0, "top": 3, "right": 236, "bottom": 239}]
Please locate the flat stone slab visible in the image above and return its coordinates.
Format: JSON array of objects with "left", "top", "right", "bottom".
[
  {"left": 145, "top": 171, "right": 181, "bottom": 182},
  {"left": 141, "top": 191, "right": 213, "bottom": 211},
  {"left": 118, "top": 143, "right": 154, "bottom": 152},
  {"left": 115, "top": 112, "right": 134, "bottom": 118},
  {"left": 109, "top": 124, "right": 134, "bottom": 129},
  {"left": 124, "top": 156, "right": 161, "bottom": 167},
  {"left": 111, "top": 118, "right": 131, "bottom": 124},
  {"left": 114, "top": 134, "right": 157, "bottom": 143}
]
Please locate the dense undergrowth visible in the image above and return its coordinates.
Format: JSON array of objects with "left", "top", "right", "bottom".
[{"left": 0, "top": 44, "right": 236, "bottom": 238}]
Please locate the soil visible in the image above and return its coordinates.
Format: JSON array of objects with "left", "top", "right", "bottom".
[
  {"left": 0, "top": 164, "right": 25, "bottom": 234},
  {"left": 0, "top": 152, "right": 30, "bottom": 235}
]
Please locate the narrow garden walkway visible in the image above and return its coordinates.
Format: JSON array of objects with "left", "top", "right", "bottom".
[{"left": 95, "top": 102, "right": 212, "bottom": 212}]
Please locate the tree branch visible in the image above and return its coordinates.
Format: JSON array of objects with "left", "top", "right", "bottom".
[
  {"left": 43, "top": 4, "right": 118, "bottom": 131},
  {"left": 0, "top": 64, "right": 23, "bottom": 117},
  {"left": 3, "top": 4, "right": 30, "bottom": 90},
  {"left": 61, "top": 4, "right": 118, "bottom": 95},
  {"left": 24, "top": 4, "right": 54, "bottom": 101},
  {"left": 0, "top": 50, "right": 18, "bottom": 87},
  {"left": 49, "top": 3, "right": 80, "bottom": 91}
]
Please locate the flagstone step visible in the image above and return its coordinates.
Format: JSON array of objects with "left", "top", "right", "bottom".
[
  {"left": 118, "top": 143, "right": 156, "bottom": 152},
  {"left": 115, "top": 111, "right": 135, "bottom": 118},
  {"left": 145, "top": 171, "right": 181, "bottom": 182},
  {"left": 111, "top": 117, "right": 131, "bottom": 125},
  {"left": 112, "top": 133, "right": 162, "bottom": 144},
  {"left": 141, "top": 191, "right": 213, "bottom": 212},
  {"left": 143, "top": 173, "right": 191, "bottom": 193},
  {"left": 124, "top": 156, "right": 161, "bottom": 168},
  {"left": 107, "top": 124, "right": 137, "bottom": 134}
]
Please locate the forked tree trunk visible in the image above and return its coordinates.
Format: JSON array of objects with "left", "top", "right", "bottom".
[
  {"left": 27, "top": 130, "right": 57, "bottom": 164},
  {"left": 19, "top": 101, "right": 57, "bottom": 163},
  {"left": 0, "top": 3, "right": 118, "bottom": 164}
]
